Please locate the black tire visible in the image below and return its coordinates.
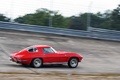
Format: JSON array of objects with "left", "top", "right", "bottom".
[
  {"left": 68, "top": 58, "right": 78, "bottom": 68},
  {"left": 31, "top": 58, "right": 43, "bottom": 68}
]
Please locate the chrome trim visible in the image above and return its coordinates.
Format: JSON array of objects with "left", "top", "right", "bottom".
[{"left": 43, "top": 62, "right": 67, "bottom": 65}]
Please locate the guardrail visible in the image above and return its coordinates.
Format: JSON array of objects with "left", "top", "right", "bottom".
[
  {"left": 88, "top": 27, "right": 120, "bottom": 35},
  {"left": 0, "top": 21, "right": 120, "bottom": 41}
]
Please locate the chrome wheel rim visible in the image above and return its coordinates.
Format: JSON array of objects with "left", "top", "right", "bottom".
[
  {"left": 70, "top": 58, "right": 78, "bottom": 67},
  {"left": 33, "top": 58, "right": 42, "bottom": 67}
]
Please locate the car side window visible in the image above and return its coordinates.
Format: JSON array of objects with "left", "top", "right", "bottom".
[
  {"left": 28, "top": 47, "right": 38, "bottom": 52},
  {"left": 43, "top": 48, "right": 54, "bottom": 54}
]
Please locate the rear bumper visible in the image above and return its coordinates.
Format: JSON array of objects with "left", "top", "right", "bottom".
[{"left": 10, "top": 57, "right": 28, "bottom": 64}]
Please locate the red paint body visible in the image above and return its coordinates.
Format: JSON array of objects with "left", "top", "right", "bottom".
[{"left": 10, "top": 45, "right": 83, "bottom": 65}]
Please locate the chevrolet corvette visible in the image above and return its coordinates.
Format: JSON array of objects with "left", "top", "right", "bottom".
[{"left": 10, "top": 45, "right": 83, "bottom": 68}]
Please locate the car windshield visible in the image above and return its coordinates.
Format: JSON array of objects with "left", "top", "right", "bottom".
[{"left": 43, "top": 47, "right": 57, "bottom": 53}]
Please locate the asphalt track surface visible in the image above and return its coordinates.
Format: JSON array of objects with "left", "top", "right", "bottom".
[{"left": 0, "top": 30, "right": 120, "bottom": 74}]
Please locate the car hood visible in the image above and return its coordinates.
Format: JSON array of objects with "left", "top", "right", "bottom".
[{"left": 56, "top": 51, "right": 82, "bottom": 57}]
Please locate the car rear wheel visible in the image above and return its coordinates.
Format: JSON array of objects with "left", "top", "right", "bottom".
[
  {"left": 68, "top": 58, "right": 78, "bottom": 68},
  {"left": 31, "top": 58, "right": 43, "bottom": 68}
]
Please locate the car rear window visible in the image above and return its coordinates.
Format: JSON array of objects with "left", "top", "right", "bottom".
[{"left": 28, "top": 47, "right": 38, "bottom": 52}]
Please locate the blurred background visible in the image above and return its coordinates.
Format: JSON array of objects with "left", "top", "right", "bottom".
[{"left": 0, "top": 0, "right": 120, "bottom": 31}]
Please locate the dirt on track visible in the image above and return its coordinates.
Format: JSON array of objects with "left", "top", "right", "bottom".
[{"left": 0, "top": 73, "right": 120, "bottom": 80}]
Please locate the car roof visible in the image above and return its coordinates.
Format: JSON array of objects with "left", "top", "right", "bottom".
[{"left": 31, "top": 45, "right": 51, "bottom": 48}]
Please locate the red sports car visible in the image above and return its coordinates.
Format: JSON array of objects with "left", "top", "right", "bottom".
[{"left": 10, "top": 45, "right": 83, "bottom": 68}]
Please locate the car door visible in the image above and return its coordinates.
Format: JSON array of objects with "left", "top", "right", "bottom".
[
  {"left": 43, "top": 53, "right": 60, "bottom": 63},
  {"left": 57, "top": 52, "right": 68, "bottom": 62},
  {"left": 42, "top": 48, "right": 60, "bottom": 63}
]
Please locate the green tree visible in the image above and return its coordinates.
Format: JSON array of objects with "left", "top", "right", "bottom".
[
  {"left": 52, "top": 13, "right": 70, "bottom": 28},
  {"left": 69, "top": 16, "right": 86, "bottom": 30},
  {"left": 95, "top": 11, "right": 112, "bottom": 29},
  {"left": 111, "top": 4, "right": 120, "bottom": 30},
  {"left": 14, "top": 5, "right": 120, "bottom": 31},
  {"left": 69, "top": 13, "right": 104, "bottom": 30},
  {"left": 0, "top": 14, "right": 10, "bottom": 22},
  {"left": 14, "top": 8, "right": 69, "bottom": 28},
  {"left": 15, "top": 8, "right": 50, "bottom": 26}
]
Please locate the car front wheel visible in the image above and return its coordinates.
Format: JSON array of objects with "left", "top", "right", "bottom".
[
  {"left": 68, "top": 58, "right": 78, "bottom": 68},
  {"left": 31, "top": 58, "right": 43, "bottom": 68}
]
